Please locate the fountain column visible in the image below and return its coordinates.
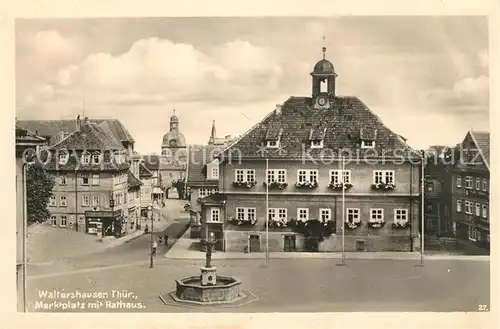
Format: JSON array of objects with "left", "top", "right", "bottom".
[{"left": 200, "top": 232, "right": 217, "bottom": 286}]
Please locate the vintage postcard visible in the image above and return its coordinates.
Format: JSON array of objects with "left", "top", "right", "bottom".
[{"left": 3, "top": 1, "right": 498, "bottom": 329}]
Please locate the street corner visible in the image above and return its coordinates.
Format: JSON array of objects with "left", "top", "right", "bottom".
[{"left": 159, "top": 289, "right": 259, "bottom": 309}]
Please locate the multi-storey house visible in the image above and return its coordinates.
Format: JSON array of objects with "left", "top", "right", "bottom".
[
  {"left": 126, "top": 170, "right": 142, "bottom": 231},
  {"left": 139, "top": 163, "right": 153, "bottom": 219},
  {"left": 42, "top": 117, "right": 131, "bottom": 237},
  {"left": 424, "top": 145, "right": 453, "bottom": 237},
  {"left": 186, "top": 145, "right": 222, "bottom": 238},
  {"left": 18, "top": 117, "right": 144, "bottom": 232},
  {"left": 15, "top": 124, "right": 47, "bottom": 311},
  {"left": 451, "top": 130, "right": 490, "bottom": 254},
  {"left": 199, "top": 48, "right": 422, "bottom": 253},
  {"left": 142, "top": 154, "right": 165, "bottom": 202}
]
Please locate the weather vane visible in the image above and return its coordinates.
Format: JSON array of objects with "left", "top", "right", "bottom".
[{"left": 322, "top": 36, "right": 327, "bottom": 59}]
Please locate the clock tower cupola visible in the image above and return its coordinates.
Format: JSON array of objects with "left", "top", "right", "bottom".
[{"left": 310, "top": 46, "right": 337, "bottom": 109}]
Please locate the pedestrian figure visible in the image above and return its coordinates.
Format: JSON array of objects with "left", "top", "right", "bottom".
[
  {"left": 152, "top": 240, "right": 158, "bottom": 257},
  {"left": 144, "top": 225, "right": 149, "bottom": 234},
  {"left": 164, "top": 234, "right": 169, "bottom": 246},
  {"left": 158, "top": 235, "right": 163, "bottom": 244}
]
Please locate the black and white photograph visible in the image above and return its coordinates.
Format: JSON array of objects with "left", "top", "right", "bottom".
[{"left": 10, "top": 4, "right": 495, "bottom": 322}]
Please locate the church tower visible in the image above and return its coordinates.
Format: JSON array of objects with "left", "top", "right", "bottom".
[
  {"left": 310, "top": 46, "right": 337, "bottom": 109},
  {"left": 161, "top": 109, "right": 187, "bottom": 158},
  {"left": 208, "top": 120, "right": 216, "bottom": 145}
]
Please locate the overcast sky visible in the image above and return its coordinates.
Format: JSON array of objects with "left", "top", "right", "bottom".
[{"left": 15, "top": 17, "right": 488, "bottom": 154}]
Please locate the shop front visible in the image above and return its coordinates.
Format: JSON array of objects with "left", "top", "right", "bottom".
[{"left": 85, "top": 210, "right": 123, "bottom": 238}]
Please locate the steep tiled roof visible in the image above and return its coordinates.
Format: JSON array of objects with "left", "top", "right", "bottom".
[
  {"left": 219, "top": 96, "right": 419, "bottom": 160},
  {"left": 142, "top": 154, "right": 161, "bottom": 171},
  {"left": 187, "top": 145, "right": 223, "bottom": 186},
  {"left": 17, "top": 119, "right": 135, "bottom": 145},
  {"left": 470, "top": 130, "right": 490, "bottom": 168},
  {"left": 42, "top": 123, "right": 129, "bottom": 172},
  {"left": 127, "top": 170, "right": 143, "bottom": 189},
  {"left": 139, "top": 163, "right": 153, "bottom": 178},
  {"left": 197, "top": 192, "right": 226, "bottom": 205}
]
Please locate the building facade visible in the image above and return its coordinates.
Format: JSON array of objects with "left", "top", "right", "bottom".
[
  {"left": 15, "top": 125, "right": 47, "bottom": 311},
  {"left": 451, "top": 130, "right": 490, "bottom": 254},
  {"left": 18, "top": 117, "right": 144, "bottom": 236},
  {"left": 199, "top": 47, "right": 422, "bottom": 253},
  {"left": 142, "top": 155, "right": 165, "bottom": 202},
  {"left": 424, "top": 146, "right": 453, "bottom": 237},
  {"left": 160, "top": 110, "right": 188, "bottom": 197},
  {"left": 139, "top": 162, "right": 153, "bottom": 219}
]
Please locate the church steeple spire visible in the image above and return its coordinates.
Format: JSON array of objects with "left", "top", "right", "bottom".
[{"left": 209, "top": 120, "right": 217, "bottom": 145}]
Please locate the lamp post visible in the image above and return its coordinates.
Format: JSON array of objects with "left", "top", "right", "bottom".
[
  {"left": 148, "top": 205, "right": 154, "bottom": 268},
  {"left": 265, "top": 158, "right": 269, "bottom": 267},
  {"left": 336, "top": 155, "right": 346, "bottom": 267},
  {"left": 22, "top": 160, "right": 35, "bottom": 312}
]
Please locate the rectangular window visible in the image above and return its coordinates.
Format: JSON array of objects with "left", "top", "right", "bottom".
[
  {"left": 361, "top": 140, "right": 375, "bottom": 149},
  {"left": 330, "top": 170, "right": 351, "bottom": 184},
  {"left": 246, "top": 170, "right": 255, "bottom": 182},
  {"left": 49, "top": 196, "right": 56, "bottom": 207},
  {"left": 267, "top": 140, "right": 279, "bottom": 148},
  {"left": 297, "top": 170, "right": 307, "bottom": 183},
  {"left": 266, "top": 169, "right": 287, "bottom": 183},
  {"left": 92, "top": 154, "right": 100, "bottom": 164},
  {"left": 59, "top": 196, "right": 67, "bottom": 207},
  {"left": 60, "top": 175, "right": 67, "bottom": 185},
  {"left": 394, "top": 209, "right": 408, "bottom": 223},
  {"left": 267, "top": 169, "right": 276, "bottom": 183},
  {"left": 82, "top": 195, "right": 90, "bottom": 207},
  {"left": 92, "top": 174, "right": 100, "bottom": 186},
  {"left": 92, "top": 195, "right": 100, "bottom": 207},
  {"left": 482, "top": 179, "right": 488, "bottom": 192},
  {"left": 475, "top": 178, "right": 481, "bottom": 190},
  {"left": 482, "top": 204, "right": 488, "bottom": 218},
  {"left": 464, "top": 201, "right": 473, "bottom": 214},
  {"left": 456, "top": 176, "right": 462, "bottom": 188},
  {"left": 373, "top": 170, "right": 395, "bottom": 184},
  {"left": 199, "top": 188, "right": 207, "bottom": 198},
  {"left": 310, "top": 140, "right": 323, "bottom": 148},
  {"left": 235, "top": 207, "right": 256, "bottom": 221},
  {"left": 60, "top": 216, "right": 67, "bottom": 227},
  {"left": 385, "top": 171, "right": 394, "bottom": 184},
  {"left": 50, "top": 216, "right": 57, "bottom": 226},
  {"left": 427, "top": 184, "right": 434, "bottom": 192},
  {"left": 468, "top": 225, "right": 477, "bottom": 241},
  {"left": 211, "top": 167, "right": 219, "bottom": 179},
  {"left": 370, "top": 208, "right": 384, "bottom": 222},
  {"left": 210, "top": 208, "right": 220, "bottom": 222},
  {"left": 278, "top": 208, "right": 287, "bottom": 221},
  {"left": 297, "top": 170, "right": 318, "bottom": 183},
  {"left": 475, "top": 203, "right": 481, "bottom": 216},
  {"left": 297, "top": 208, "right": 309, "bottom": 221},
  {"left": 235, "top": 170, "right": 244, "bottom": 182},
  {"left": 319, "top": 208, "right": 331, "bottom": 222},
  {"left": 457, "top": 200, "right": 462, "bottom": 212},
  {"left": 346, "top": 208, "right": 360, "bottom": 223},
  {"left": 59, "top": 153, "right": 68, "bottom": 165},
  {"left": 374, "top": 171, "right": 384, "bottom": 184},
  {"left": 82, "top": 153, "right": 90, "bottom": 164},
  {"left": 465, "top": 176, "right": 473, "bottom": 189},
  {"left": 82, "top": 174, "right": 89, "bottom": 185}
]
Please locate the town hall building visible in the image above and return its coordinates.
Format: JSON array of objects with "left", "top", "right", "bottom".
[{"left": 198, "top": 47, "right": 423, "bottom": 253}]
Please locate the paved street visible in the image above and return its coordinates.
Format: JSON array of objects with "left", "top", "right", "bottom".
[
  {"left": 27, "top": 199, "right": 190, "bottom": 276},
  {"left": 27, "top": 258, "right": 489, "bottom": 313}
]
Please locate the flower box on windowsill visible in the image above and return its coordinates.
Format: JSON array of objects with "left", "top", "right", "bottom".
[
  {"left": 268, "top": 219, "right": 288, "bottom": 228},
  {"left": 344, "top": 221, "right": 361, "bottom": 230},
  {"left": 232, "top": 180, "right": 257, "bottom": 188},
  {"left": 263, "top": 181, "right": 288, "bottom": 190},
  {"left": 328, "top": 181, "right": 353, "bottom": 190},
  {"left": 295, "top": 181, "right": 319, "bottom": 189},
  {"left": 368, "top": 220, "right": 385, "bottom": 228},
  {"left": 391, "top": 221, "right": 410, "bottom": 229},
  {"left": 227, "top": 216, "right": 257, "bottom": 226},
  {"left": 371, "top": 183, "right": 396, "bottom": 190}
]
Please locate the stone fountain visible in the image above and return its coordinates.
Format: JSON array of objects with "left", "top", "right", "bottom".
[{"left": 163, "top": 232, "right": 244, "bottom": 305}]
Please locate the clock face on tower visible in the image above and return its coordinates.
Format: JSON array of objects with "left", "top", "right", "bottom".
[{"left": 315, "top": 94, "right": 330, "bottom": 108}]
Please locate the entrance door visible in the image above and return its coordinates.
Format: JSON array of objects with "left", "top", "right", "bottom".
[
  {"left": 283, "top": 235, "right": 296, "bottom": 252},
  {"left": 248, "top": 234, "right": 261, "bottom": 253}
]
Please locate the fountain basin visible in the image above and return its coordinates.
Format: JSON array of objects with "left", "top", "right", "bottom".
[{"left": 175, "top": 275, "right": 242, "bottom": 303}]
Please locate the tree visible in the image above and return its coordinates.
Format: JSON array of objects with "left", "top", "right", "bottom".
[{"left": 26, "top": 163, "right": 55, "bottom": 224}]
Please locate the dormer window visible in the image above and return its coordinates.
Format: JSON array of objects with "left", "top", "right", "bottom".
[
  {"left": 82, "top": 152, "right": 90, "bottom": 164},
  {"left": 59, "top": 153, "right": 68, "bottom": 165},
  {"left": 267, "top": 140, "right": 279, "bottom": 148},
  {"left": 309, "top": 127, "right": 327, "bottom": 149},
  {"left": 311, "top": 140, "right": 324, "bottom": 149},
  {"left": 361, "top": 140, "right": 375, "bottom": 149},
  {"left": 92, "top": 154, "right": 100, "bottom": 164},
  {"left": 265, "top": 124, "right": 282, "bottom": 149},
  {"left": 360, "top": 127, "right": 377, "bottom": 149}
]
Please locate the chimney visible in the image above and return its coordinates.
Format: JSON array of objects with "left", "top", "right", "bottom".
[
  {"left": 275, "top": 104, "right": 282, "bottom": 114},
  {"left": 58, "top": 130, "right": 66, "bottom": 142},
  {"left": 84, "top": 117, "right": 89, "bottom": 125},
  {"left": 76, "top": 115, "right": 81, "bottom": 132}
]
